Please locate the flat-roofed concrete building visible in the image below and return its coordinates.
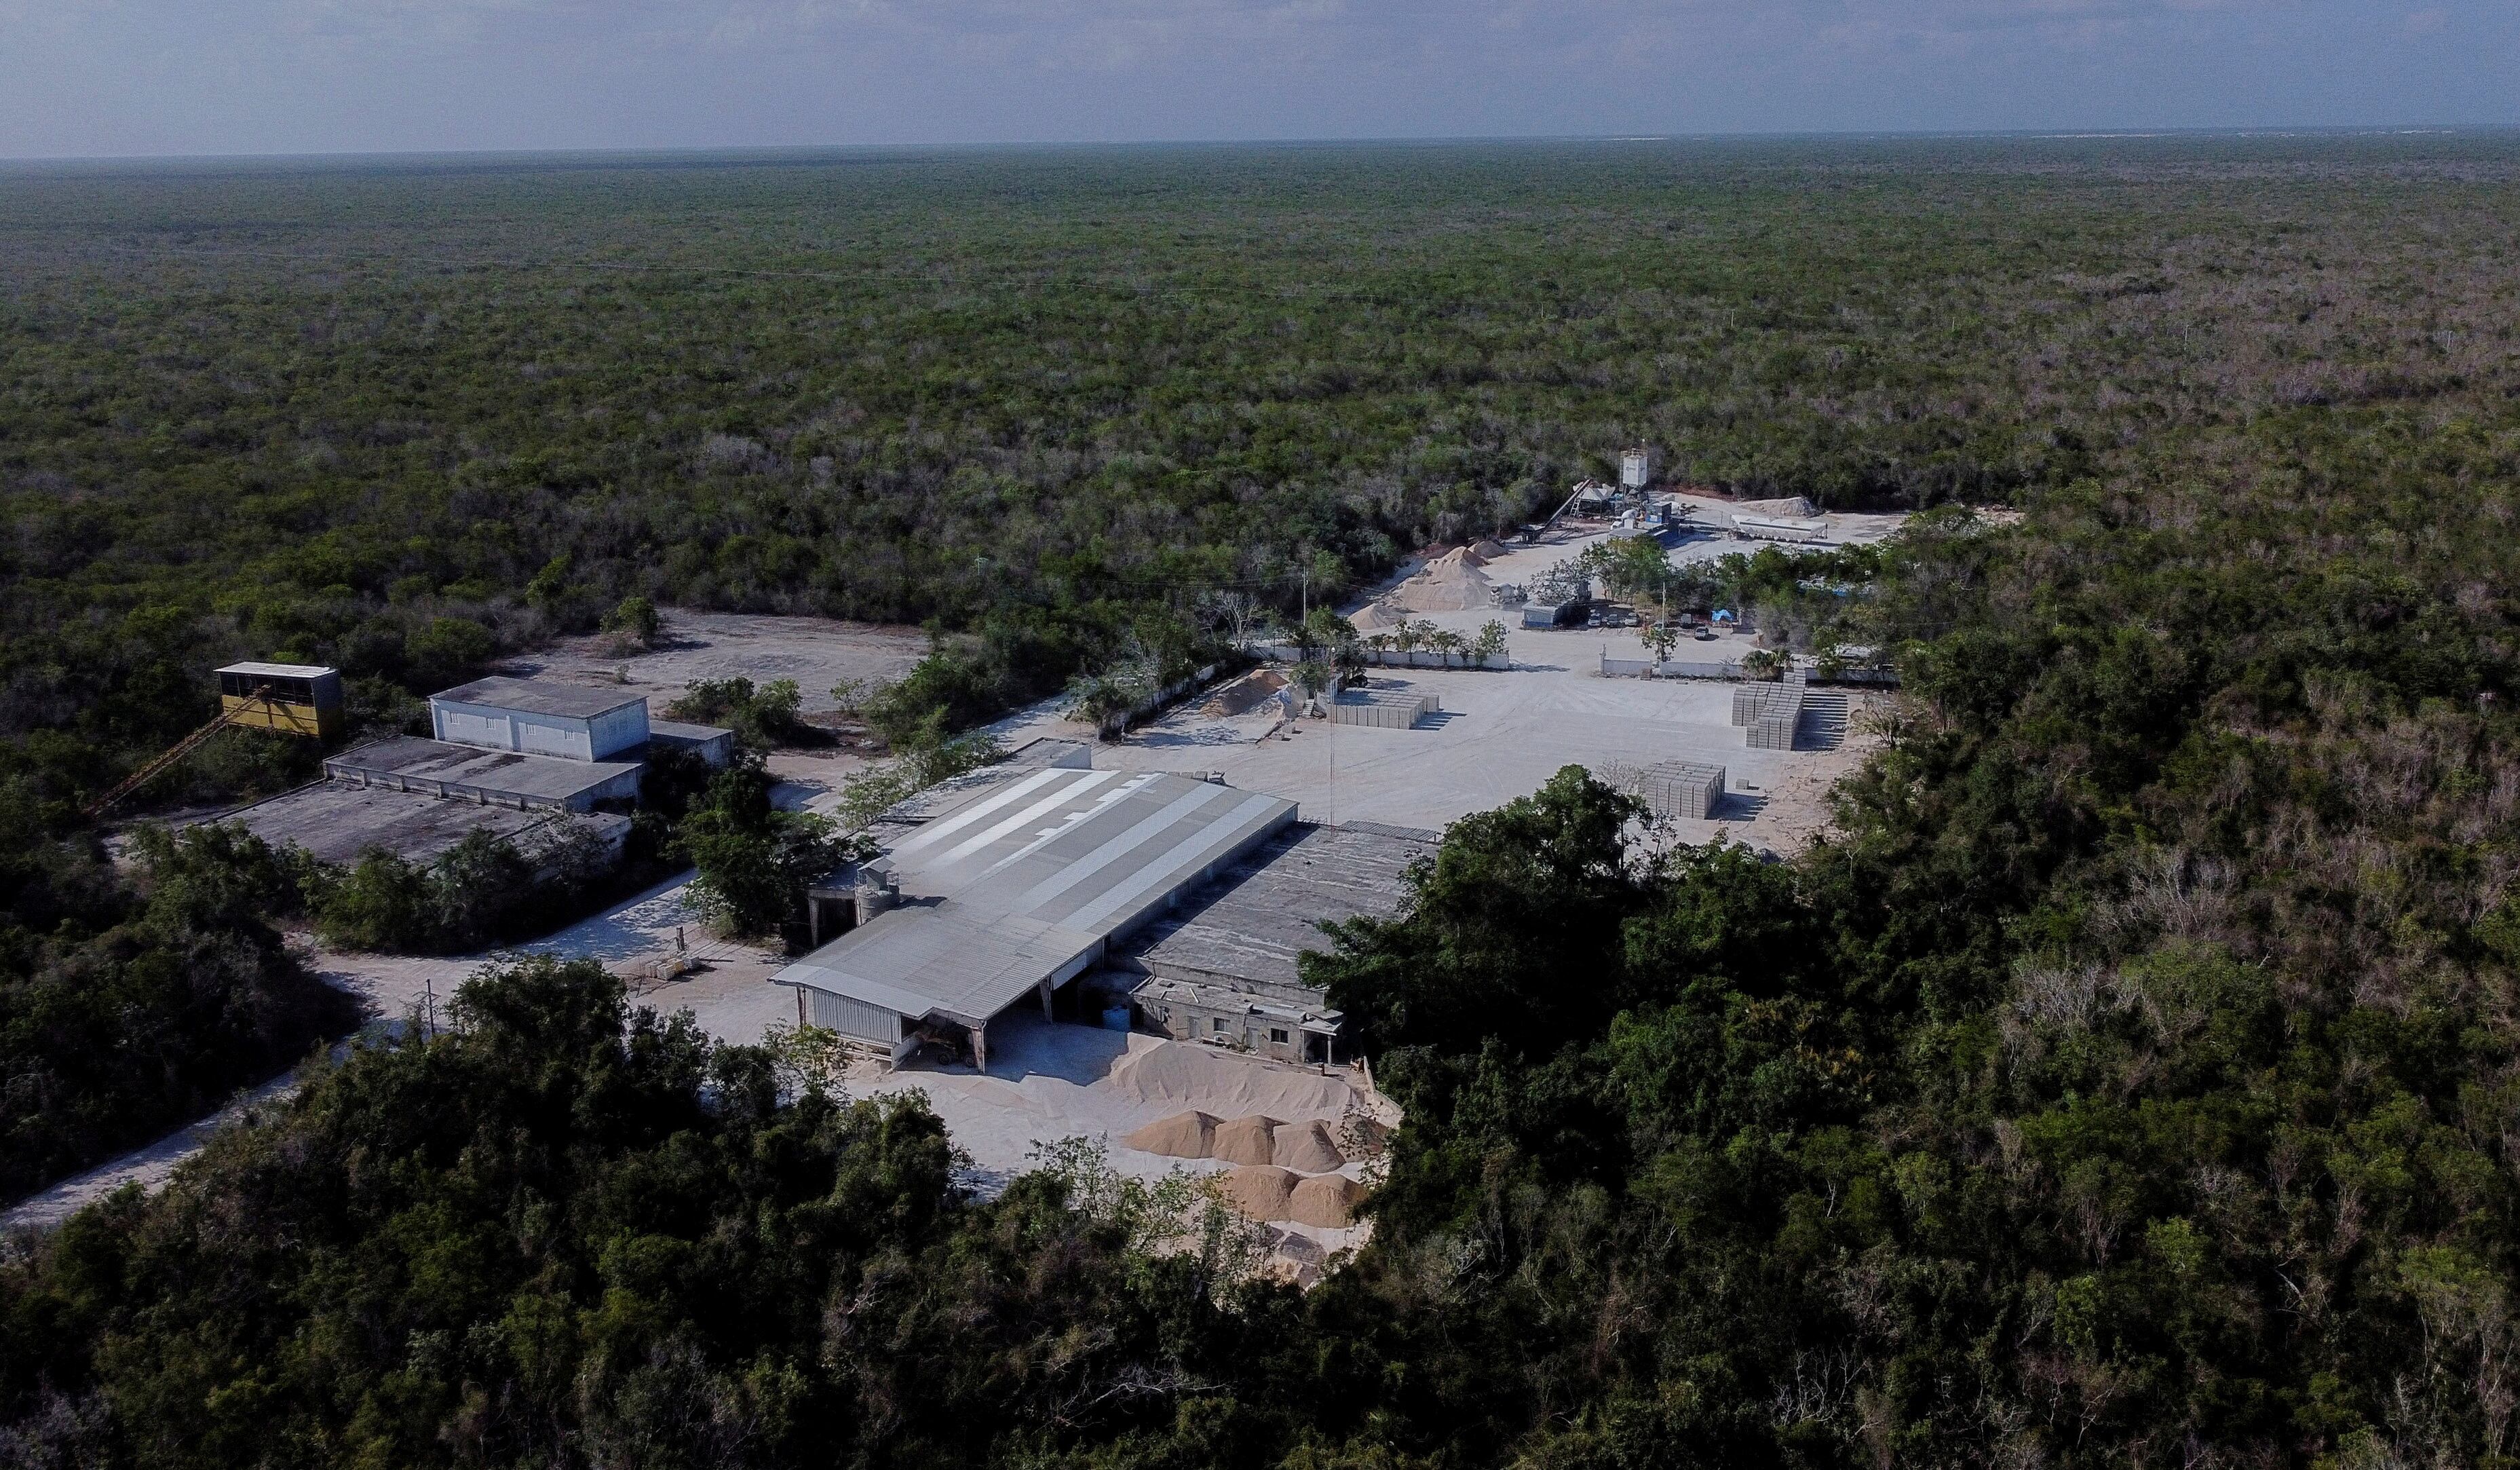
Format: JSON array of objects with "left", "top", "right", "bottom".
[
  {"left": 325, "top": 735, "right": 644, "bottom": 812},
  {"left": 646, "top": 719, "right": 736, "bottom": 767},
  {"left": 774, "top": 768, "right": 1298, "bottom": 1070},
  {"left": 431, "top": 677, "right": 651, "bottom": 762},
  {"left": 1111, "top": 821, "right": 1434, "bottom": 1064},
  {"left": 216, "top": 782, "right": 630, "bottom": 867}
]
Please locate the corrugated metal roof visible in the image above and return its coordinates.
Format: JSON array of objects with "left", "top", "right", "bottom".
[{"left": 774, "top": 769, "right": 1297, "bottom": 1029}]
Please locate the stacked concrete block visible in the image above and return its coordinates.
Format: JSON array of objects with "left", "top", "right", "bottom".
[
  {"left": 1742, "top": 670, "right": 1807, "bottom": 751},
  {"left": 1639, "top": 761, "right": 1727, "bottom": 819},
  {"left": 1331, "top": 687, "right": 1440, "bottom": 730},
  {"left": 1730, "top": 682, "right": 1784, "bottom": 725}
]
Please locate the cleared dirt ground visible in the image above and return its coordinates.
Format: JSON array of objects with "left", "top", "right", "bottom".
[{"left": 499, "top": 608, "right": 929, "bottom": 715}]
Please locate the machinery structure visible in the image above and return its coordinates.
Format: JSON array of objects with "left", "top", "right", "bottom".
[{"left": 85, "top": 663, "right": 343, "bottom": 817}]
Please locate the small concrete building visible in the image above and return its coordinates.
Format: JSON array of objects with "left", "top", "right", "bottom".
[
  {"left": 647, "top": 719, "right": 736, "bottom": 767},
  {"left": 325, "top": 736, "right": 643, "bottom": 812},
  {"left": 430, "top": 677, "right": 651, "bottom": 762}
]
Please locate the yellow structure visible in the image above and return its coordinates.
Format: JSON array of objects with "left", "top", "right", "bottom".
[{"left": 216, "top": 662, "right": 344, "bottom": 740}]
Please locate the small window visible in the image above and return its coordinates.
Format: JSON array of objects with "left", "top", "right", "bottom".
[
  {"left": 1213, "top": 1017, "right": 1232, "bottom": 1035},
  {"left": 1269, "top": 1028, "right": 1291, "bottom": 1044}
]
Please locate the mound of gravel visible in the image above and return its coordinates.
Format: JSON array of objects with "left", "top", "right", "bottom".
[
  {"left": 1271, "top": 1118, "right": 1346, "bottom": 1173},
  {"left": 1287, "top": 1173, "right": 1367, "bottom": 1228},
  {"left": 1212, "top": 1114, "right": 1281, "bottom": 1166},
  {"left": 1109, "top": 1040, "right": 1354, "bottom": 1117},
  {"left": 1216, "top": 1165, "right": 1300, "bottom": 1221},
  {"left": 1733, "top": 495, "right": 1819, "bottom": 518},
  {"left": 1389, "top": 548, "right": 1494, "bottom": 614},
  {"left": 1122, "top": 1110, "right": 1219, "bottom": 1158}
]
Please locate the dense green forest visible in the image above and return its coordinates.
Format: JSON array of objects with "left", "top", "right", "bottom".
[{"left": 8, "top": 134, "right": 2520, "bottom": 1465}]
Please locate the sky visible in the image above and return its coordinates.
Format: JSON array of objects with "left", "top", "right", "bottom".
[{"left": 0, "top": 0, "right": 2514, "bottom": 158}]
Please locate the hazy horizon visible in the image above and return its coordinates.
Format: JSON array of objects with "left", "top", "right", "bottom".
[{"left": 3, "top": 0, "right": 2515, "bottom": 162}]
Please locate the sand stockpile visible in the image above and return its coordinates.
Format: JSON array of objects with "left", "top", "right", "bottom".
[
  {"left": 1215, "top": 1165, "right": 1300, "bottom": 1221},
  {"left": 1109, "top": 1040, "right": 1355, "bottom": 1117},
  {"left": 1287, "top": 1173, "right": 1368, "bottom": 1228},
  {"left": 1200, "top": 670, "right": 1286, "bottom": 717},
  {"left": 1272, "top": 1118, "right": 1347, "bottom": 1173},
  {"left": 1212, "top": 1114, "right": 1281, "bottom": 1165},
  {"left": 1348, "top": 600, "right": 1403, "bottom": 633},
  {"left": 1122, "top": 1110, "right": 1219, "bottom": 1158},
  {"left": 1733, "top": 495, "right": 1819, "bottom": 518},
  {"left": 1389, "top": 548, "right": 1494, "bottom": 614}
]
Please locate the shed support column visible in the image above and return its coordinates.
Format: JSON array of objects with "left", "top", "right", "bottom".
[
  {"left": 1039, "top": 976, "right": 1056, "bottom": 1023},
  {"left": 808, "top": 898, "right": 820, "bottom": 949},
  {"left": 972, "top": 1025, "right": 988, "bottom": 1074}
]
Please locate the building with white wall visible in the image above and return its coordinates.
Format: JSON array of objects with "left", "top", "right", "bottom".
[{"left": 430, "top": 677, "right": 651, "bottom": 763}]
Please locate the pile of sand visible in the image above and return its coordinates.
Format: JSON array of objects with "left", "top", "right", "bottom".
[
  {"left": 1109, "top": 1040, "right": 1355, "bottom": 1116},
  {"left": 1348, "top": 600, "right": 1404, "bottom": 633},
  {"left": 1217, "top": 1165, "right": 1300, "bottom": 1220},
  {"left": 1389, "top": 547, "right": 1494, "bottom": 614},
  {"left": 1213, "top": 1114, "right": 1281, "bottom": 1165},
  {"left": 1734, "top": 495, "right": 1819, "bottom": 518},
  {"left": 1122, "top": 1110, "right": 1219, "bottom": 1158},
  {"left": 1200, "top": 668, "right": 1286, "bottom": 717},
  {"left": 1125, "top": 1107, "right": 1354, "bottom": 1175},
  {"left": 1272, "top": 1118, "right": 1347, "bottom": 1172},
  {"left": 1286, "top": 1173, "right": 1367, "bottom": 1228},
  {"left": 1470, "top": 538, "right": 1510, "bottom": 560}
]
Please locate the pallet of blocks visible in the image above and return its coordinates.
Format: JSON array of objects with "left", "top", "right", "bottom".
[
  {"left": 1744, "top": 671, "right": 1806, "bottom": 751},
  {"left": 1639, "top": 761, "right": 1726, "bottom": 819},
  {"left": 1331, "top": 686, "right": 1439, "bottom": 730}
]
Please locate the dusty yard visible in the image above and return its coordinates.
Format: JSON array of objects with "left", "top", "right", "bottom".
[
  {"left": 499, "top": 608, "right": 928, "bottom": 715},
  {"left": 987, "top": 663, "right": 1886, "bottom": 855}
]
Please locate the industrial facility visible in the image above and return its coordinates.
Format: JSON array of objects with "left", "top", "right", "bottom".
[
  {"left": 1111, "top": 820, "right": 1433, "bottom": 1063},
  {"left": 773, "top": 766, "right": 1299, "bottom": 1070},
  {"left": 216, "top": 673, "right": 729, "bottom": 867},
  {"left": 773, "top": 756, "right": 1436, "bottom": 1072}
]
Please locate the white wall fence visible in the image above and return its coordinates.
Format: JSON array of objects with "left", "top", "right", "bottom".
[
  {"left": 1255, "top": 642, "right": 1508, "bottom": 671},
  {"left": 1598, "top": 649, "right": 1899, "bottom": 685}
]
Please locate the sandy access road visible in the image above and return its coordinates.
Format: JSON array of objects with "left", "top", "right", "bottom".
[{"left": 2, "top": 872, "right": 795, "bottom": 1234}]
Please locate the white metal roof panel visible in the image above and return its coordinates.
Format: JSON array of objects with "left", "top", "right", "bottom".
[{"left": 773, "top": 770, "right": 1297, "bottom": 1028}]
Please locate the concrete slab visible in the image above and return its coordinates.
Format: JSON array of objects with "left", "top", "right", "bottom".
[{"left": 215, "top": 781, "right": 632, "bottom": 867}]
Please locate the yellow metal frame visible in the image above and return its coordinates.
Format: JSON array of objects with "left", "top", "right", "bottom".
[{"left": 220, "top": 693, "right": 341, "bottom": 739}]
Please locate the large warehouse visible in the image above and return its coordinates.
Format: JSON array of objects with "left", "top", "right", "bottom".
[{"left": 774, "top": 768, "right": 1298, "bottom": 1069}]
